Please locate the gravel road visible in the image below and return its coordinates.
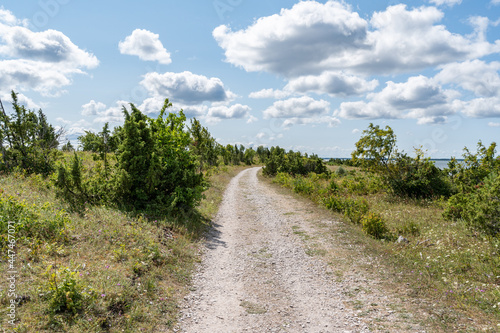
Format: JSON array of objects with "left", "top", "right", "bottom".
[{"left": 177, "top": 167, "right": 427, "bottom": 333}]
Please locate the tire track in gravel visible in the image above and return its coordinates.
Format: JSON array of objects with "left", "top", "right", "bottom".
[{"left": 177, "top": 167, "right": 427, "bottom": 333}]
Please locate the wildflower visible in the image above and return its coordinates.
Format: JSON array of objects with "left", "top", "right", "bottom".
[{"left": 101, "top": 294, "right": 106, "bottom": 297}]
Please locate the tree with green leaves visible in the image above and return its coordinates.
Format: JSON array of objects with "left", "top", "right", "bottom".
[
  {"left": 351, "top": 123, "right": 396, "bottom": 172},
  {"left": 189, "top": 118, "right": 220, "bottom": 171},
  {"left": 0, "top": 91, "right": 62, "bottom": 175}
]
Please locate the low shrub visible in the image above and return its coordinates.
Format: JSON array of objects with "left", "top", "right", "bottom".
[
  {"left": 44, "top": 266, "right": 91, "bottom": 315},
  {"left": 361, "top": 212, "right": 390, "bottom": 239},
  {"left": 444, "top": 173, "right": 500, "bottom": 235},
  {"left": 322, "top": 195, "right": 345, "bottom": 213},
  {"left": 343, "top": 197, "right": 369, "bottom": 224}
]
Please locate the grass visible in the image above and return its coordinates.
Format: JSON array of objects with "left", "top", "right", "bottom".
[
  {"left": 0, "top": 159, "right": 248, "bottom": 332},
  {"left": 269, "top": 168, "right": 500, "bottom": 332}
]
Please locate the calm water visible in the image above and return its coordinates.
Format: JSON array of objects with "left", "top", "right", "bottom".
[{"left": 325, "top": 158, "right": 461, "bottom": 170}]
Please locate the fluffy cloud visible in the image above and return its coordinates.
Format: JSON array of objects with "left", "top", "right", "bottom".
[
  {"left": 285, "top": 72, "right": 378, "bottom": 97},
  {"left": 213, "top": 1, "right": 367, "bottom": 77},
  {"left": 0, "top": 9, "right": 98, "bottom": 96},
  {"left": 82, "top": 100, "right": 107, "bottom": 116},
  {"left": 140, "top": 71, "right": 234, "bottom": 105},
  {"left": 213, "top": 1, "right": 499, "bottom": 77},
  {"left": 435, "top": 60, "right": 500, "bottom": 97},
  {"left": 336, "top": 75, "right": 456, "bottom": 123},
  {"left": 456, "top": 97, "right": 500, "bottom": 118},
  {"left": 0, "top": 7, "right": 28, "bottom": 27},
  {"left": 205, "top": 104, "right": 252, "bottom": 124},
  {"left": 139, "top": 97, "right": 208, "bottom": 118},
  {"left": 249, "top": 88, "right": 291, "bottom": 99},
  {"left": 119, "top": 29, "right": 172, "bottom": 64},
  {"left": 263, "top": 96, "right": 330, "bottom": 119},
  {"left": 80, "top": 100, "right": 129, "bottom": 124}
]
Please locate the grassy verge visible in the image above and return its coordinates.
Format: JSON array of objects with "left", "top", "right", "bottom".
[
  {"left": 0, "top": 164, "right": 247, "bottom": 332},
  {"left": 267, "top": 166, "right": 500, "bottom": 332}
]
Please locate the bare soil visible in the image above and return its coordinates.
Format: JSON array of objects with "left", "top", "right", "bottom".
[{"left": 176, "top": 167, "right": 429, "bottom": 332}]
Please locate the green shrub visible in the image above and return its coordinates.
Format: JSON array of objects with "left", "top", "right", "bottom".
[
  {"left": 385, "top": 150, "right": 452, "bottom": 198},
  {"left": 361, "top": 212, "right": 390, "bottom": 239},
  {"left": 444, "top": 173, "right": 500, "bottom": 235},
  {"left": 44, "top": 266, "right": 89, "bottom": 314},
  {"left": 343, "top": 197, "right": 369, "bottom": 224},
  {"left": 0, "top": 193, "right": 69, "bottom": 250},
  {"left": 336, "top": 166, "right": 347, "bottom": 177},
  {"left": 263, "top": 147, "right": 328, "bottom": 176},
  {"left": 322, "top": 195, "right": 345, "bottom": 213},
  {"left": 293, "top": 177, "right": 314, "bottom": 195},
  {"left": 0, "top": 91, "right": 62, "bottom": 175},
  {"left": 56, "top": 100, "right": 206, "bottom": 214}
]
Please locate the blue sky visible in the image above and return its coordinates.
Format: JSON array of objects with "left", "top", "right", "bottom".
[{"left": 1, "top": 0, "right": 499, "bottom": 158}]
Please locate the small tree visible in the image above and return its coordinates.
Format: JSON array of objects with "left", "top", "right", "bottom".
[
  {"left": 0, "top": 91, "right": 63, "bottom": 174},
  {"left": 352, "top": 123, "right": 396, "bottom": 173}
]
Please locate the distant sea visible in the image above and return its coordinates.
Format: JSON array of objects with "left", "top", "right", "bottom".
[{"left": 323, "top": 158, "right": 464, "bottom": 170}]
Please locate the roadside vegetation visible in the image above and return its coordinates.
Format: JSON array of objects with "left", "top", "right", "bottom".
[
  {"left": 263, "top": 123, "right": 500, "bottom": 331},
  {"left": 0, "top": 92, "right": 254, "bottom": 332}
]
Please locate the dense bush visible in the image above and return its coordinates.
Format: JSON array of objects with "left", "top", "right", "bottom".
[
  {"left": 352, "top": 123, "right": 450, "bottom": 199},
  {"left": 443, "top": 143, "right": 500, "bottom": 235},
  {"left": 263, "top": 147, "right": 328, "bottom": 176},
  {"left": 361, "top": 212, "right": 390, "bottom": 239},
  {"left": 0, "top": 91, "right": 63, "bottom": 175},
  {"left": 56, "top": 100, "right": 206, "bottom": 213},
  {"left": 385, "top": 149, "right": 452, "bottom": 198}
]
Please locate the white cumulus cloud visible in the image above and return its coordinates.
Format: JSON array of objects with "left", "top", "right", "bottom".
[
  {"left": 205, "top": 104, "right": 252, "bottom": 124},
  {"left": 336, "top": 75, "right": 457, "bottom": 123},
  {"left": 0, "top": 9, "right": 98, "bottom": 96},
  {"left": 435, "top": 60, "right": 500, "bottom": 97},
  {"left": 213, "top": 1, "right": 500, "bottom": 77},
  {"left": 285, "top": 72, "right": 378, "bottom": 97},
  {"left": 263, "top": 96, "right": 330, "bottom": 119},
  {"left": 119, "top": 29, "right": 172, "bottom": 64},
  {"left": 82, "top": 100, "right": 107, "bottom": 116},
  {"left": 140, "top": 71, "right": 234, "bottom": 105}
]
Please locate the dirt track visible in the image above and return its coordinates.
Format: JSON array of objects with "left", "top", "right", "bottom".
[{"left": 177, "top": 167, "right": 427, "bottom": 332}]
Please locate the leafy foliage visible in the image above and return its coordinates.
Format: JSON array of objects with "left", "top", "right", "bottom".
[
  {"left": 44, "top": 266, "right": 88, "bottom": 315},
  {"left": 57, "top": 100, "right": 206, "bottom": 213},
  {"left": 385, "top": 149, "right": 452, "bottom": 198},
  {"left": 262, "top": 146, "right": 328, "bottom": 176},
  {"left": 0, "top": 91, "right": 63, "bottom": 175},
  {"left": 353, "top": 123, "right": 450, "bottom": 199},
  {"left": 0, "top": 191, "right": 69, "bottom": 250},
  {"left": 443, "top": 142, "right": 500, "bottom": 235},
  {"left": 352, "top": 123, "right": 396, "bottom": 173},
  {"left": 361, "top": 212, "right": 390, "bottom": 240}
]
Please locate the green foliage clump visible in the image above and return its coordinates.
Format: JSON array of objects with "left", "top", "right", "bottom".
[
  {"left": 352, "top": 123, "right": 450, "bottom": 199},
  {"left": 343, "top": 197, "right": 369, "bottom": 224},
  {"left": 0, "top": 91, "right": 62, "bottom": 175},
  {"left": 443, "top": 142, "right": 500, "bottom": 235},
  {"left": 44, "top": 266, "right": 89, "bottom": 315},
  {"left": 56, "top": 100, "right": 206, "bottom": 213},
  {"left": 386, "top": 149, "right": 452, "bottom": 198},
  {"left": 361, "top": 212, "right": 390, "bottom": 239},
  {"left": 189, "top": 118, "right": 220, "bottom": 170},
  {"left": 444, "top": 173, "right": 500, "bottom": 235},
  {"left": 263, "top": 146, "right": 328, "bottom": 176},
  {"left": 0, "top": 192, "right": 69, "bottom": 250}
]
